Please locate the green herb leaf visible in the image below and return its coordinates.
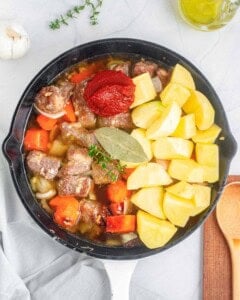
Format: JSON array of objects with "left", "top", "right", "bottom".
[{"left": 94, "top": 127, "right": 148, "bottom": 163}]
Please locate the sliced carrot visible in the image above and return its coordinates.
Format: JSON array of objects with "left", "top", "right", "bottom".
[
  {"left": 106, "top": 215, "right": 136, "bottom": 233},
  {"left": 106, "top": 180, "right": 130, "bottom": 203},
  {"left": 36, "top": 114, "right": 58, "bottom": 131},
  {"left": 70, "top": 62, "right": 105, "bottom": 84},
  {"left": 63, "top": 101, "right": 77, "bottom": 122},
  {"left": 24, "top": 128, "right": 49, "bottom": 152},
  {"left": 49, "top": 196, "right": 80, "bottom": 228},
  {"left": 121, "top": 168, "right": 136, "bottom": 180}
]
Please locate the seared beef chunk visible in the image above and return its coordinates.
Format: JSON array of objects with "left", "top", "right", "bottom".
[
  {"left": 57, "top": 175, "right": 93, "bottom": 197},
  {"left": 79, "top": 199, "right": 109, "bottom": 225},
  {"left": 58, "top": 81, "right": 74, "bottom": 99},
  {"left": 58, "top": 146, "right": 92, "bottom": 176},
  {"left": 133, "top": 60, "right": 158, "bottom": 77},
  {"left": 72, "top": 82, "right": 96, "bottom": 128},
  {"left": 97, "top": 112, "right": 134, "bottom": 129},
  {"left": 60, "top": 122, "right": 97, "bottom": 148},
  {"left": 156, "top": 67, "right": 171, "bottom": 88},
  {"left": 26, "top": 150, "right": 61, "bottom": 180},
  {"left": 35, "top": 86, "right": 66, "bottom": 114},
  {"left": 91, "top": 161, "right": 119, "bottom": 185},
  {"left": 109, "top": 61, "right": 131, "bottom": 76}
]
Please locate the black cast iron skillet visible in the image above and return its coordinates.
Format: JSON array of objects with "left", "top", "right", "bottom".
[{"left": 2, "top": 38, "right": 237, "bottom": 259}]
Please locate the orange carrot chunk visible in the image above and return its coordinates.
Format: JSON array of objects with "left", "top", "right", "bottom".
[
  {"left": 63, "top": 101, "right": 77, "bottom": 123},
  {"left": 109, "top": 202, "right": 124, "bottom": 215},
  {"left": 106, "top": 215, "right": 136, "bottom": 233},
  {"left": 106, "top": 180, "right": 130, "bottom": 203},
  {"left": 49, "top": 196, "right": 80, "bottom": 228},
  {"left": 121, "top": 168, "right": 136, "bottom": 180},
  {"left": 36, "top": 114, "right": 58, "bottom": 131},
  {"left": 24, "top": 128, "right": 49, "bottom": 152}
]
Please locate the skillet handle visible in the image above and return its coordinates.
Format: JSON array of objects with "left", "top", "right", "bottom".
[{"left": 102, "top": 259, "right": 137, "bottom": 300}]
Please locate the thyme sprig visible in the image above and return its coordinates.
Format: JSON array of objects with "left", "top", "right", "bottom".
[
  {"left": 49, "top": 0, "right": 104, "bottom": 30},
  {"left": 88, "top": 145, "right": 125, "bottom": 182}
]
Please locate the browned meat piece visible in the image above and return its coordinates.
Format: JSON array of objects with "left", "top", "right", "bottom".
[
  {"left": 79, "top": 199, "right": 109, "bottom": 225},
  {"left": 60, "top": 122, "right": 97, "bottom": 148},
  {"left": 109, "top": 61, "right": 131, "bottom": 76},
  {"left": 97, "top": 112, "right": 135, "bottom": 129},
  {"left": 72, "top": 82, "right": 96, "bottom": 128},
  {"left": 58, "top": 81, "right": 74, "bottom": 99},
  {"left": 91, "top": 161, "right": 119, "bottom": 185},
  {"left": 57, "top": 175, "right": 93, "bottom": 197},
  {"left": 35, "top": 86, "right": 66, "bottom": 114},
  {"left": 132, "top": 60, "right": 158, "bottom": 77},
  {"left": 26, "top": 150, "right": 61, "bottom": 180},
  {"left": 58, "top": 146, "right": 92, "bottom": 177},
  {"left": 156, "top": 67, "right": 171, "bottom": 88}
]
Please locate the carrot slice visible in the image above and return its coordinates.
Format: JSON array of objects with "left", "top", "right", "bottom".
[
  {"left": 24, "top": 128, "right": 49, "bottom": 152},
  {"left": 36, "top": 114, "right": 58, "bottom": 131},
  {"left": 106, "top": 180, "right": 130, "bottom": 203},
  {"left": 49, "top": 196, "right": 80, "bottom": 228},
  {"left": 106, "top": 215, "right": 136, "bottom": 233},
  {"left": 63, "top": 101, "right": 77, "bottom": 123},
  {"left": 121, "top": 168, "right": 136, "bottom": 180}
]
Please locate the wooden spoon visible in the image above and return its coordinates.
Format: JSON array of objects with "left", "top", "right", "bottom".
[{"left": 216, "top": 182, "right": 240, "bottom": 300}]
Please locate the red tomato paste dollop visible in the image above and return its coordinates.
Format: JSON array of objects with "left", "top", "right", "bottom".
[{"left": 84, "top": 70, "right": 135, "bottom": 116}]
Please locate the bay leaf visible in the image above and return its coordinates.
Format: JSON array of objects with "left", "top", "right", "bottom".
[{"left": 94, "top": 127, "right": 148, "bottom": 163}]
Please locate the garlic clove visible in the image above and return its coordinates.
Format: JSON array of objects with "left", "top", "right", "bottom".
[{"left": 0, "top": 21, "right": 30, "bottom": 60}]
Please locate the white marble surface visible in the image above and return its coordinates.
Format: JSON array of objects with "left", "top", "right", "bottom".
[{"left": 0, "top": 1, "right": 239, "bottom": 299}]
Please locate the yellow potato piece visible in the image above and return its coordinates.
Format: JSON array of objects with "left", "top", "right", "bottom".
[
  {"left": 49, "top": 139, "right": 68, "bottom": 157},
  {"left": 131, "top": 72, "right": 157, "bottom": 108},
  {"left": 195, "top": 143, "right": 219, "bottom": 167},
  {"left": 127, "top": 162, "right": 173, "bottom": 190},
  {"left": 146, "top": 101, "right": 181, "bottom": 139},
  {"left": 163, "top": 192, "right": 195, "bottom": 227},
  {"left": 202, "top": 165, "right": 219, "bottom": 183},
  {"left": 137, "top": 210, "right": 177, "bottom": 249},
  {"left": 183, "top": 90, "right": 215, "bottom": 130},
  {"left": 190, "top": 184, "right": 211, "bottom": 216},
  {"left": 131, "top": 187, "right": 165, "bottom": 219},
  {"left": 192, "top": 124, "right": 222, "bottom": 143},
  {"left": 160, "top": 82, "right": 191, "bottom": 107},
  {"left": 172, "top": 113, "right": 196, "bottom": 139},
  {"left": 152, "top": 137, "right": 194, "bottom": 160},
  {"left": 170, "top": 64, "right": 195, "bottom": 90},
  {"left": 131, "top": 100, "right": 164, "bottom": 129},
  {"left": 131, "top": 128, "right": 153, "bottom": 161},
  {"left": 166, "top": 181, "right": 194, "bottom": 200},
  {"left": 168, "top": 159, "right": 204, "bottom": 183}
]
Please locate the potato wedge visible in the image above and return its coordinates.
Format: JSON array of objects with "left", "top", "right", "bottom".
[
  {"left": 152, "top": 137, "right": 194, "bottom": 159},
  {"left": 192, "top": 124, "right": 222, "bottom": 143},
  {"left": 137, "top": 210, "right": 177, "bottom": 249},
  {"left": 168, "top": 159, "right": 204, "bottom": 183},
  {"left": 172, "top": 113, "right": 196, "bottom": 139},
  {"left": 131, "top": 187, "right": 165, "bottom": 219},
  {"left": 163, "top": 192, "right": 195, "bottom": 227},
  {"left": 166, "top": 181, "right": 194, "bottom": 200},
  {"left": 160, "top": 82, "right": 191, "bottom": 107},
  {"left": 127, "top": 162, "right": 172, "bottom": 190},
  {"left": 183, "top": 90, "right": 215, "bottom": 130},
  {"left": 190, "top": 184, "right": 211, "bottom": 216},
  {"left": 170, "top": 64, "right": 195, "bottom": 90},
  {"left": 146, "top": 101, "right": 181, "bottom": 139},
  {"left": 131, "top": 72, "right": 157, "bottom": 108},
  {"left": 131, "top": 128, "right": 153, "bottom": 161},
  {"left": 131, "top": 101, "right": 164, "bottom": 129}
]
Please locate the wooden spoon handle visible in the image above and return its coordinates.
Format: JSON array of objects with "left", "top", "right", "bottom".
[{"left": 229, "top": 240, "right": 240, "bottom": 300}]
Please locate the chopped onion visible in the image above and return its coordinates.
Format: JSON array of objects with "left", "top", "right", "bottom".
[
  {"left": 34, "top": 104, "right": 65, "bottom": 119},
  {"left": 36, "top": 189, "right": 56, "bottom": 200},
  {"left": 152, "top": 76, "right": 163, "bottom": 93}
]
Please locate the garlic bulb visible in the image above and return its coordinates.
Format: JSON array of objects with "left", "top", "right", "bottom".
[{"left": 0, "top": 21, "right": 30, "bottom": 59}]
